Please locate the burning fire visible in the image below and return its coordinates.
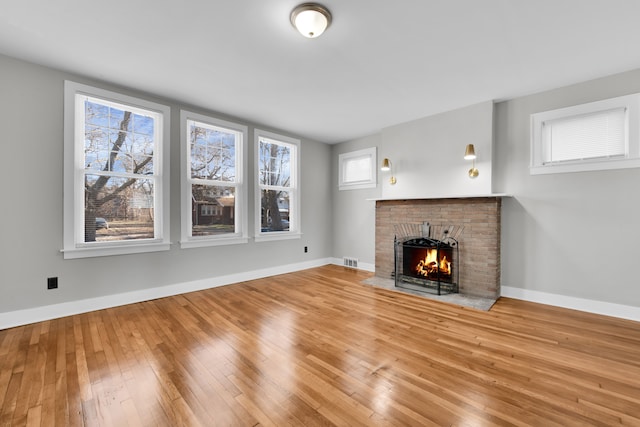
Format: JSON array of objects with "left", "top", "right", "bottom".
[{"left": 415, "top": 249, "right": 451, "bottom": 278}]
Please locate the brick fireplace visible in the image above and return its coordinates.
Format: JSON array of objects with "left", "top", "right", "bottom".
[{"left": 375, "top": 197, "right": 502, "bottom": 299}]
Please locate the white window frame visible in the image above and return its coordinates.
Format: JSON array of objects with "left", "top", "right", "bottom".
[
  {"left": 180, "top": 110, "right": 248, "bottom": 248},
  {"left": 63, "top": 81, "right": 171, "bottom": 259},
  {"left": 530, "top": 93, "right": 640, "bottom": 175},
  {"left": 338, "top": 147, "right": 377, "bottom": 190},
  {"left": 255, "top": 129, "right": 301, "bottom": 242}
]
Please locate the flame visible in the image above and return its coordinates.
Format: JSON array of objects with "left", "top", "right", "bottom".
[{"left": 415, "top": 249, "right": 451, "bottom": 277}]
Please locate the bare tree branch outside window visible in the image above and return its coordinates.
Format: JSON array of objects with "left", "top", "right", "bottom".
[
  {"left": 83, "top": 100, "right": 156, "bottom": 242},
  {"left": 259, "top": 139, "right": 291, "bottom": 232}
]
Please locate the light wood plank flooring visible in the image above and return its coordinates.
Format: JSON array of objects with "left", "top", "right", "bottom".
[{"left": 1, "top": 265, "right": 639, "bottom": 426}]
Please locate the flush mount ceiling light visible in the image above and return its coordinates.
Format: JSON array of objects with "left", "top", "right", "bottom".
[{"left": 290, "top": 3, "right": 332, "bottom": 38}]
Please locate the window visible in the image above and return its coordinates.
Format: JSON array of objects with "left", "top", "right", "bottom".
[
  {"left": 530, "top": 93, "right": 640, "bottom": 175},
  {"left": 180, "top": 111, "right": 248, "bottom": 248},
  {"left": 255, "top": 129, "right": 300, "bottom": 241},
  {"left": 338, "top": 147, "right": 377, "bottom": 190},
  {"left": 63, "top": 81, "right": 170, "bottom": 258}
]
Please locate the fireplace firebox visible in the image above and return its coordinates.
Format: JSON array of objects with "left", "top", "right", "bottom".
[{"left": 394, "top": 223, "right": 460, "bottom": 295}]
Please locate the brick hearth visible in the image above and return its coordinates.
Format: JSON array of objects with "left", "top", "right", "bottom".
[{"left": 375, "top": 197, "right": 502, "bottom": 299}]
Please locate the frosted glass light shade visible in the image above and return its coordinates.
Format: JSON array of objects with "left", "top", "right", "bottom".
[{"left": 291, "top": 3, "right": 332, "bottom": 38}]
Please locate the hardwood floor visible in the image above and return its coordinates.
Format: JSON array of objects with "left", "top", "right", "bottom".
[{"left": 1, "top": 265, "right": 639, "bottom": 426}]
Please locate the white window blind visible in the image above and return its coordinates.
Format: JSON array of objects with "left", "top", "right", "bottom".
[
  {"left": 343, "top": 155, "right": 372, "bottom": 183},
  {"left": 338, "top": 147, "right": 377, "bottom": 190},
  {"left": 542, "top": 108, "right": 626, "bottom": 164},
  {"left": 530, "top": 92, "right": 640, "bottom": 175}
]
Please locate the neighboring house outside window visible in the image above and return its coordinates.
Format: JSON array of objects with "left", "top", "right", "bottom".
[
  {"left": 255, "top": 129, "right": 301, "bottom": 241},
  {"left": 63, "top": 81, "right": 170, "bottom": 259},
  {"left": 180, "top": 110, "right": 248, "bottom": 248}
]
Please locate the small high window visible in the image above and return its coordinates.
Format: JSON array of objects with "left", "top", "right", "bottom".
[
  {"left": 531, "top": 93, "right": 640, "bottom": 175},
  {"left": 338, "top": 147, "right": 377, "bottom": 190}
]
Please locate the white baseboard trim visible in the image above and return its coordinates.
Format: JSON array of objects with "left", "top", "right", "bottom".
[
  {"left": 329, "top": 257, "right": 375, "bottom": 272},
  {"left": 0, "top": 258, "right": 333, "bottom": 330},
  {"left": 501, "top": 286, "right": 640, "bottom": 322}
]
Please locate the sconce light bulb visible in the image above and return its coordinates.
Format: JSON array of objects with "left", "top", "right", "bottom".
[{"left": 464, "top": 144, "right": 476, "bottom": 160}]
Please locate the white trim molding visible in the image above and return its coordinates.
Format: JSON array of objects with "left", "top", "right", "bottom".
[
  {"left": 501, "top": 286, "right": 640, "bottom": 322},
  {"left": 0, "top": 258, "right": 333, "bottom": 330}
]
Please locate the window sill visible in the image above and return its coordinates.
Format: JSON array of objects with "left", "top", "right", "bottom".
[
  {"left": 530, "top": 157, "right": 640, "bottom": 175},
  {"left": 179, "top": 236, "right": 249, "bottom": 249},
  {"left": 339, "top": 182, "right": 377, "bottom": 191},
  {"left": 254, "top": 232, "right": 302, "bottom": 243},
  {"left": 62, "top": 241, "right": 171, "bottom": 259}
]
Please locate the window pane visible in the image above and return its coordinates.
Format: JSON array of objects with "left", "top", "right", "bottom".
[
  {"left": 191, "top": 184, "right": 236, "bottom": 236},
  {"left": 259, "top": 140, "right": 291, "bottom": 187},
  {"left": 85, "top": 125, "right": 109, "bottom": 170},
  {"left": 85, "top": 99, "right": 156, "bottom": 176},
  {"left": 260, "top": 189, "right": 290, "bottom": 232},
  {"left": 132, "top": 134, "right": 154, "bottom": 157},
  {"left": 85, "top": 101, "right": 109, "bottom": 127},
  {"left": 343, "top": 155, "right": 372, "bottom": 183},
  {"left": 545, "top": 108, "right": 626, "bottom": 163},
  {"left": 133, "top": 113, "right": 154, "bottom": 136},
  {"left": 108, "top": 106, "right": 128, "bottom": 130},
  {"left": 111, "top": 150, "right": 130, "bottom": 173},
  {"left": 190, "top": 122, "right": 236, "bottom": 181},
  {"left": 84, "top": 174, "right": 155, "bottom": 243},
  {"left": 132, "top": 154, "right": 154, "bottom": 175}
]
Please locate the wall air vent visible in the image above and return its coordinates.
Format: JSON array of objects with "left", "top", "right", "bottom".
[{"left": 343, "top": 257, "right": 359, "bottom": 268}]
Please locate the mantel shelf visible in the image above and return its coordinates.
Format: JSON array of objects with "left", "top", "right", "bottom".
[{"left": 367, "top": 193, "right": 511, "bottom": 201}]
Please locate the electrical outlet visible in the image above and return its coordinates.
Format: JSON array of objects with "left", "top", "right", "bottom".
[
  {"left": 304, "top": 246, "right": 308, "bottom": 253},
  {"left": 47, "top": 277, "right": 58, "bottom": 290}
]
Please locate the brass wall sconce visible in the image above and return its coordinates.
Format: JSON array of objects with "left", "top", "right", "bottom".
[
  {"left": 381, "top": 158, "right": 397, "bottom": 185},
  {"left": 464, "top": 144, "right": 479, "bottom": 179}
]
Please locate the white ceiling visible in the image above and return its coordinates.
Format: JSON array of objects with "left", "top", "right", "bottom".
[{"left": 1, "top": 1, "right": 640, "bottom": 143}]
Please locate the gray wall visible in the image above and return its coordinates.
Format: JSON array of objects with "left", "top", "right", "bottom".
[
  {"left": 331, "top": 101, "right": 494, "bottom": 267},
  {"left": 331, "top": 133, "right": 381, "bottom": 267},
  {"left": 380, "top": 101, "right": 494, "bottom": 199},
  {"left": 4, "top": 50, "right": 639, "bottom": 317},
  {"left": 332, "top": 68, "right": 640, "bottom": 310},
  {"left": 495, "top": 69, "right": 640, "bottom": 307},
  {"left": 0, "top": 54, "right": 332, "bottom": 314}
]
